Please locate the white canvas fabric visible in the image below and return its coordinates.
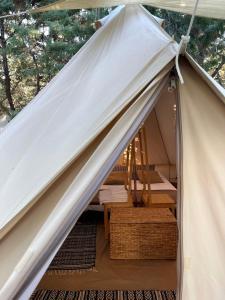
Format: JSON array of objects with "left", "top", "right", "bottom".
[
  {"left": 32, "top": 0, "right": 225, "bottom": 19},
  {"left": 178, "top": 58, "right": 225, "bottom": 300},
  {"left": 0, "top": 4, "right": 177, "bottom": 239},
  {"left": 98, "top": 5, "right": 164, "bottom": 27},
  {"left": 134, "top": 85, "right": 176, "bottom": 180},
  {"left": 0, "top": 66, "right": 171, "bottom": 300},
  {"left": 0, "top": 115, "right": 10, "bottom": 134}
]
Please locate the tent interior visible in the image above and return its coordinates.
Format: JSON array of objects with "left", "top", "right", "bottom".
[{"left": 34, "top": 78, "right": 178, "bottom": 294}]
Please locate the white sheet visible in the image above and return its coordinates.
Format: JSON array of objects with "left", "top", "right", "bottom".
[
  {"left": 99, "top": 172, "right": 176, "bottom": 204},
  {"left": 99, "top": 185, "right": 128, "bottom": 204}
]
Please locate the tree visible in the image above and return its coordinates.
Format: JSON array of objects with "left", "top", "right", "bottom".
[
  {"left": 0, "top": 0, "right": 100, "bottom": 116},
  {"left": 0, "top": 1, "right": 16, "bottom": 112},
  {"left": 0, "top": 2, "right": 224, "bottom": 118},
  {"left": 147, "top": 7, "right": 225, "bottom": 86}
]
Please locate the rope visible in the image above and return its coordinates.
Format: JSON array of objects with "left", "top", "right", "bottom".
[{"left": 175, "top": 0, "right": 200, "bottom": 84}]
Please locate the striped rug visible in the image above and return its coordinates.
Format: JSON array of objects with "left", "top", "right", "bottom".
[
  {"left": 31, "top": 290, "right": 176, "bottom": 300},
  {"left": 48, "top": 211, "right": 97, "bottom": 273}
]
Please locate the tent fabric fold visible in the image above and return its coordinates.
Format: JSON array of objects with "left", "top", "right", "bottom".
[
  {"left": 0, "top": 4, "right": 177, "bottom": 239},
  {"left": 32, "top": 0, "right": 225, "bottom": 20}
]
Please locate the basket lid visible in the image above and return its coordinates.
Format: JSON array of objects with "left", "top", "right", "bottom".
[{"left": 110, "top": 207, "right": 176, "bottom": 224}]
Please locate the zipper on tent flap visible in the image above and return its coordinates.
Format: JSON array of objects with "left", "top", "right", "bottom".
[{"left": 176, "top": 76, "right": 184, "bottom": 300}]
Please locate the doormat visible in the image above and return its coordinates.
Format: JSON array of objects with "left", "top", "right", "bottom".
[
  {"left": 31, "top": 289, "right": 176, "bottom": 300},
  {"left": 48, "top": 212, "right": 97, "bottom": 274}
]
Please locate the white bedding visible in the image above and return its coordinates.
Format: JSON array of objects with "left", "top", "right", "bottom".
[
  {"left": 98, "top": 172, "right": 176, "bottom": 204},
  {"left": 99, "top": 185, "right": 128, "bottom": 205}
]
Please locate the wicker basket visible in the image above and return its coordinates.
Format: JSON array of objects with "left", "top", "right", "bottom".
[{"left": 110, "top": 207, "right": 177, "bottom": 260}]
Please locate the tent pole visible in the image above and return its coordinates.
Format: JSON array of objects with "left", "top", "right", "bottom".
[
  {"left": 142, "top": 126, "right": 152, "bottom": 205},
  {"left": 138, "top": 130, "right": 146, "bottom": 201}
]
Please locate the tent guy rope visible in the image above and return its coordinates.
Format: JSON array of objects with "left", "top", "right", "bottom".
[{"left": 175, "top": 0, "right": 200, "bottom": 84}]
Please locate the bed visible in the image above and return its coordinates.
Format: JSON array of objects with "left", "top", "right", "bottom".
[{"left": 91, "top": 171, "right": 176, "bottom": 207}]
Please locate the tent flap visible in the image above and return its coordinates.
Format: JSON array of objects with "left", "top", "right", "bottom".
[{"left": 0, "top": 4, "right": 177, "bottom": 239}]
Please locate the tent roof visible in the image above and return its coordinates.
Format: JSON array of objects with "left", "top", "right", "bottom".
[
  {"left": 32, "top": 0, "right": 225, "bottom": 20},
  {"left": 185, "top": 53, "right": 225, "bottom": 104}
]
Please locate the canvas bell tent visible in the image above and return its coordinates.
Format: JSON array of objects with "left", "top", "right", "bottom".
[{"left": 0, "top": 3, "right": 225, "bottom": 300}]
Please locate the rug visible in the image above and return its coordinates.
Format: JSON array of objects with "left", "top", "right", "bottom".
[
  {"left": 31, "top": 290, "right": 176, "bottom": 300},
  {"left": 48, "top": 212, "right": 97, "bottom": 274}
]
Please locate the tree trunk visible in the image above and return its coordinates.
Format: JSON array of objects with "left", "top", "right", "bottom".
[
  {"left": 0, "top": 19, "right": 15, "bottom": 111},
  {"left": 31, "top": 52, "right": 41, "bottom": 95},
  {"left": 211, "top": 56, "right": 225, "bottom": 79}
]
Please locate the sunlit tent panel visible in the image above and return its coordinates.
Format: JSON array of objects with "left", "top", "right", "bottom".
[
  {"left": 32, "top": 0, "right": 225, "bottom": 20},
  {"left": 0, "top": 4, "right": 177, "bottom": 239}
]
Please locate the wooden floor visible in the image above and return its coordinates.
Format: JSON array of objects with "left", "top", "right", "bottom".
[{"left": 37, "top": 218, "right": 177, "bottom": 291}]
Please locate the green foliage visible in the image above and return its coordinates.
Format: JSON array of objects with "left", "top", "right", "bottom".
[
  {"left": 0, "top": 1, "right": 224, "bottom": 118},
  {"left": 0, "top": 0, "right": 103, "bottom": 116},
  {"left": 147, "top": 6, "right": 225, "bottom": 86}
]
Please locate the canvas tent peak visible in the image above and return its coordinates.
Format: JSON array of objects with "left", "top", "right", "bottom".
[
  {"left": 96, "top": 4, "right": 164, "bottom": 27},
  {"left": 31, "top": 0, "right": 225, "bottom": 20}
]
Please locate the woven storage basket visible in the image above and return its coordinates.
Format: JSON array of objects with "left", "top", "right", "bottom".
[{"left": 110, "top": 207, "right": 177, "bottom": 260}]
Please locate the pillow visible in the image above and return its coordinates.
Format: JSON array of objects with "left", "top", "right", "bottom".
[{"left": 137, "top": 170, "right": 163, "bottom": 184}]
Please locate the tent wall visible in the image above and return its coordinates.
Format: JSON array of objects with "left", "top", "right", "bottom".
[
  {"left": 116, "top": 84, "right": 177, "bottom": 181},
  {"left": 147, "top": 84, "right": 177, "bottom": 180},
  {"left": 179, "top": 58, "right": 225, "bottom": 300}
]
